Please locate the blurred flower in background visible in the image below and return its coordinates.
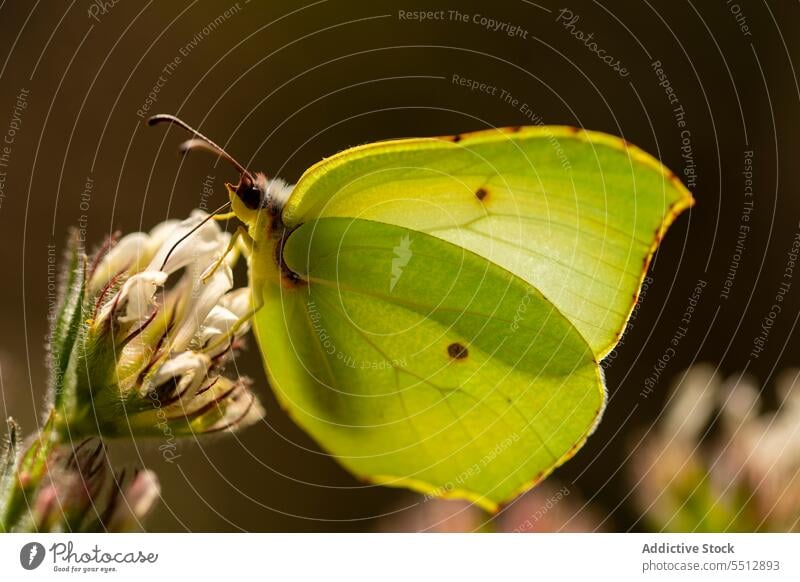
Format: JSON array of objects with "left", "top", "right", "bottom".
[
  {"left": 631, "top": 365, "right": 800, "bottom": 532},
  {"left": 380, "top": 481, "right": 604, "bottom": 532}
]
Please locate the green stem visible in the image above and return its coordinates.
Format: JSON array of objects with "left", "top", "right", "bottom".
[{"left": 0, "top": 411, "right": 59, "bottom": 532}]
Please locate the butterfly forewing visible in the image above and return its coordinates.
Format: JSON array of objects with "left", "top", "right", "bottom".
[{"left": 282, "top": 127, "right": 693, "bottom": 357}]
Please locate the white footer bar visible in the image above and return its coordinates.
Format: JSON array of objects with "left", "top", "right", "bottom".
[{"left": 1, "top": 533, "right": 797, "bottom": 581}]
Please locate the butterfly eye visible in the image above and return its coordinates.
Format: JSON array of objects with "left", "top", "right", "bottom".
[{"left": 236, "top": 181, "right": 263, "bottom": 210}]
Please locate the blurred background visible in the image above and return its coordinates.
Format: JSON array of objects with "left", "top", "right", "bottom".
[{"left": 0, "top": 0, "right": 798, "bottom": 531}]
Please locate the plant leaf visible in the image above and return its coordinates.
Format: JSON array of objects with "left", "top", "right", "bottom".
[{"left": 48, "top": 232, "right": 87, "bottom": 408}]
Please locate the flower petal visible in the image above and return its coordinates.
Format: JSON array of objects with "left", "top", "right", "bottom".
[
  {"left": 89, "top": 232, "right": 150, "bottom": 292},
  {"left": 97, "top": 271, "right": 167, "bottom": 325},
  {"left": 662, "top": 365, "right": 717, "bottom": 444},
  {"left": 105, "top": 469, "right": 161, "bottom": 532},
  {"left": 204, "top": 380, "right": 265, "bottom": 433},
  {"left": 198, "top": 305, "right": 239, "bottom": 347},
  {"left": 151, "top": 351, "right": 209, "bottom": 387},
  {"left": 169, "top": 265, "right": 233, "bottom": 352},
  {"left": 147, "top": 211, "right": 228, "bottom": 275},
  {"left": 220, "top": 288, "right": 252, "bottom": 319}
]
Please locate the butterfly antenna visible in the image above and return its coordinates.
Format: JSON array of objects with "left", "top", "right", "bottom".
[
  {"left": 159, "top": 200, "right": 232, "bottom": 272},
  {"left": 147, "top": 114, "right": 254, "bottom": 181}
]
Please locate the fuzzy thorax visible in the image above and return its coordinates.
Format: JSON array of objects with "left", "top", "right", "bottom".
[{"left": 261, "top": 175, "right": 293, "bottom": 210}]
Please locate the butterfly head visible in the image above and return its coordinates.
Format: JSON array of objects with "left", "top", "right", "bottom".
[
  {"left": 226, "top": 171, "right": 266, "bottom": 221},
  {"left": 148, "top": 114, "right": 291, "bottom": 232},
  {"left": 225, "top": 172, "right": 292, "bottom": 216}
]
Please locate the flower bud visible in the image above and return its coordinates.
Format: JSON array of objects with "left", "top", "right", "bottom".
[{"left": 33, "top": 438, "right": 159, "bottom": 532}]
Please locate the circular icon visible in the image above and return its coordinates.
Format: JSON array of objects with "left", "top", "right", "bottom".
[{"left": 19, "top": 542, "right": 46, "bottom": 570}]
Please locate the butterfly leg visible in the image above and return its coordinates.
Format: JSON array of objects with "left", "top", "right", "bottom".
[
  {"left": 201, "top": 226, "right": 262, "bottom": 353},
  {"left": 203, "top": 287, "right": 264, "bottom": 355},
  {"left": 212, "top": 211, "right": 238, "bottom": 221},
  {"left": 201, "top": 224, "right": 252, "bottom": 283}
]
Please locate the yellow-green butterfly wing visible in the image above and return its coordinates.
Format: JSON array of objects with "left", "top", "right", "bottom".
[
  {"left": 283, "top": 127, "right": 693, "bottom": 357},
  {"left": 256, "top": 218, "right": 601, "bottom": 510},
  {"left": 250, "top": 127, "right": 692, "bottom": 510}
]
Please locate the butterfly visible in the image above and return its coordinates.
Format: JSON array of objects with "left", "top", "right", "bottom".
[{"left": 150, "top": 115, "right": 692, "bottom": 511}]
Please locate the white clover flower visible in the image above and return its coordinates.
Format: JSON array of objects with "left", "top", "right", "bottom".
[
  {"left": 51, "top": 211, "right": 264, "bottom": 439},
  {"left": 1, "top": 210, "right": 266, "bottom": 533}
]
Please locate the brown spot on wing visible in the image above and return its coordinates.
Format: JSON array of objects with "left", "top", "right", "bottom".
[
  {"left": 447, "top": 342, "right": 469, "bottom": 359},
  {"left": 475, "top": 187, "right": 488, "bottom": 201}
]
